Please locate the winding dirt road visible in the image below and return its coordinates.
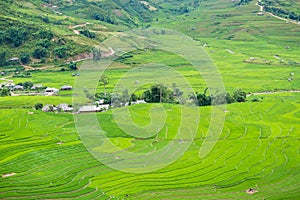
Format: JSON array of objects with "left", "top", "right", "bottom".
[
  {"left": 255, "top": 1, "right": 300, "bottom": 25},
  {"left": 247, "top": 90, "right": 300, "bottom": 97}
]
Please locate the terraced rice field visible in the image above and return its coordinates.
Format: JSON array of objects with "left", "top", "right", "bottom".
[{"left": 1, "top": 93, "right": 299, "bottom": 199}]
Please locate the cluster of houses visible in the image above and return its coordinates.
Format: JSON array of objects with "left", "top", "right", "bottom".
[
  {"left": 77, "top": 99, "right": 146, "bottom": 113},
  {"left": 42, "top": 99, "right": 147, "bottom": 114},
  {"left": 42, "top": 103, "right": 74, "bottom": 112},
  {"left": 0, "top": 81, "right": 73, "bottom": 96},
  {"left": 44, "top": 85, "right": 72, "bottom": 95}
]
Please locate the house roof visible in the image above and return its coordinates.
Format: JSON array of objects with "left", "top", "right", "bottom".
[{"left": 45, "top": 87, "right": 59, "bottom": 92}]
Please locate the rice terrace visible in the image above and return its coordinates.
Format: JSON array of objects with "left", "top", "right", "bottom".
[{"left": 0, "top": 0, "right": 300, "bottom": 199}]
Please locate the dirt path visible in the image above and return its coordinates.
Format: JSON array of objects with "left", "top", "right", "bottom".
[
  {"left": 247, "top": 90, "right": 300, "bottom": 97},
  {"left": 256, "top": 1, "right": 300, "bottom": 25},
  {"left": 10, "top": 92, "right": 44, "bottom": 97},
  {"left": 255, "top": 2, "right": 263, "bottom": 12},
  {"left": 68, "top": 23, "right": 93, "bottom": 35},
  {"left": 102, "top": 47, "right": 116, "bottom": 57}
]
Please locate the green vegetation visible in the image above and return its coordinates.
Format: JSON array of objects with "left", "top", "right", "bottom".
[
  {"left": 260, "top": 0, "right": 300, "bottom": 21},
  {"left": 0, "top": 0, "right": 300, "bottom": 199}
]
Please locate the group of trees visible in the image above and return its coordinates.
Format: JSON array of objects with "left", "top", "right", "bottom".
[
  {"left": 189, "top": 88, "right": 247, "bottom": 106},
  {"left": 16, "top": 81, "right": 33, "bottom": 90},
  {"left": 259, "top": 1, "right": 300, "bottom": 21},
  {"left": 0, "top": 88, "right": 10, "bottom": 97},
  {"left": 0, "top": 27, "right": 28, "bottom": 47},
  {"left": 142, "top": 84, "right": 179, "bottom": 103},
  {"left": 94, "top": 78, "right": 248, "bottom": 107},
  {"left": 79, "top": 29, "right": 95, "bottom": 39},
  {"left": 142, "top": 84, "right": 247, "bottom": 106}
]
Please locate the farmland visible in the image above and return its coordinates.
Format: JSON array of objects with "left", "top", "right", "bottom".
[
  {"left": 1, "top": 94, "right": 300, "bottom": 199},
  {"left": 1, "top": 0, "right": 300, "bottom": 199}
]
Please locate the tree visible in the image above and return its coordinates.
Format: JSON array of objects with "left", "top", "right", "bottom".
[
  {"left": 69, "top": 62, "right": 77, "bottom": 70},
  {"left": 0, "top": 51, "right": 6, "bottom": 66},
  {"left": 80, "top": 29, "right": 95, "bottom": 38},
  {"left": 54, "top": 47, "right": 67, "bottom": 59},
  {"left": 32, "top": 47, "right": 47, "bottom": 59},
  {"left": 37, "top": 29, "right": 53, "bottom": 40},
  {"left": 99, "top": 75, "right": 109, "bottom": 94},
  {"left": 92, "top": 47, "right": 101, "bottom": 61},
  {"left": 0, "top": 88, "right": 10, "bottom": 97},
  {"left": 34, "top": 103, "right": 43, "bottom": 110},
  {"left": 4, "top": 27, "right": 27, "bottom": 47},
  {"left": 233, "top": 89, "right": 246, "bottom": 102},
  {"left": 37, "top": 39, "right": 51, "bottom": 48},
  {"left": 20, "top": 53, "right": 31, "bottom": 64},
  {"left": 130, "top": 93, "right": 138, "bottom": 102},
  {"left": 143, "top": 84, "right": 174, "bottom": 103}
]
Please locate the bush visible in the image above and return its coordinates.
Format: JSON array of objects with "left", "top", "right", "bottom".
[
  {"left": 32, "top": 47, "right": 47, "bottom": 59},
  {"left": 20, "top": 53, "right": 31, "bottom": 64},
  {"left": 34, "top": 103, "right": 43, "bottom": 110},
  {"left": 54, "top": 47, "right": 67, "bottom": 59}
]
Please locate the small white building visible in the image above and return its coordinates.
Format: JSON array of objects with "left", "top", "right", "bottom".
[
  {"left": 45, "top": 88, "right": 59, "bottom": 93},
  {"left": 13, "top": 85, "right": 24, "bottom": 90},
  {"left": 131, "top": 100, "right": 146, "bottom": 105},
  {"left": 57, "top": 103, "right": 73, "bottom": 112},
  {"left": 42, "top": 104, "right": 54, "bottom": 112},
  {"left": 60, "top": 85, "right": 73, "bottom": 90},
  {"left": 95, "top": 99, "right": 105, "bottom": 105},
  {"left": 31, "top": 84, "right": 43, "bottom": 90},
  {"left": 79, "top": 104, "right": 110, "bottom": 113}
]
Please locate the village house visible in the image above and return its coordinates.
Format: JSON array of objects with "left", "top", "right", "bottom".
[
  {"left": 78, "top": 104, "right": 110, "bottom": 113},
  {"left": 131, "top": 100, "right": 146, "bottom": 105},
  {"left": 57, "top": 103, "right": 73, "bottom": 112},
  {"left": 42, "top": 104, "right": 55, "bottom": 112},
  {"left": 60, "top": 85, "right": 72, "bottom": 90},
  {"left": 8, "top": 57, "right": 19, "bottom": 62},
  {"left": 45, "top": 88, "right": 59, "bottom": 93},
  {"left": 95, "top": 99, "right": 105, "bottom": 105},
  {"left": 31, "top": 84, "right": 43, "bottom": 90},
  {"left": 13, "top": 85, "right": 24, "bottom": 90}
]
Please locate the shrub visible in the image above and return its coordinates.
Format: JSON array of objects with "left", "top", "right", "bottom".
[{"left": 34, "top": 103, "right": 43, "bottom": 110}]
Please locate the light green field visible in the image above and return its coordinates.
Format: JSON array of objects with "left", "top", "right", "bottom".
[{"left": 0, "top": 94, "right": 300, "bottom": 199}]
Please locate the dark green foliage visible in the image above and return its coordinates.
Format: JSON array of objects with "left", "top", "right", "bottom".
[
  {"left": 54, "top": 47, "right": 67, "bottom": 59},
  {"left": 19, "top": 53, "right": 31, "bottom": 64},
  {"left": 0, "top": 51, "right": 6, "bottom": 66},
  {"left": 95, "top": 92, "right": 112, "bottom": 104},
  {"left": 4, "top": 27, "right": 27, "bottom": 47},
  {"left": 37, "top": 29, "right": 54, "bottom": 40},
  {"left": 69, "top": 62, "right": 77, "bottom": 70},
  {"left": 130, "top": 93, "right": 138, "bottom": 102},
  {"left": 189, "top": 88, "right": 211, "bottom": 106},
  {"left": 189, "top": 88, "right": 246, "bottom": 106},
  {"left": 0, "top": 88, "right": 10, "bottom": 97},
  {"left": 233, "top": 89, "right": 247, "bottom": 102},
  {"left": 260, "top": 0, "right": 300, "bottom": 21},
  {"left": 34, "top": 103, "right": 43, "bottom": 110},
  {"left": 79, "top": 29, "right": 95, "bottom": 38},
  {"left": 32, "top": 47, "right": 47, "bottom": 59},
  {"left": 37, "top": 39, "right": 51, "bottom": 48},
  {"left": 17, "top": 81, "right": 33, "bottom": 90},
  {"left": 143, "top": 84, "right": 175, "bottom": 103},
  {"left": 42, "top": 16, "right": 50, "bottom": 23}
]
